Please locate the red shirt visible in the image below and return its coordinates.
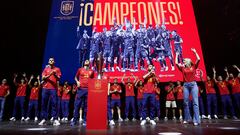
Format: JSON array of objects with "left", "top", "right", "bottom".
[
  {"left": 125, "top": 83, "right": 135, "bottom": 96},
  {"left": 75, "top": 68, "right": 94, "bottom": 88},
  {"left": 175, "top": 85, "right": 184, "bottom": 100},
  {"left": 216, "top": 81, "right": 229, "bottom": 95},
  {"left": 42, "top": 66, "right": 61, "bottom": 89},
  {"left": 62, "top": 86, "right": 71, "bottom": 100},
  {"left": 0, "top": 84, "right": 10, "bottom": 97},
  {"left": 165, "top": 85, "right": 175, "bottom": 101},
  {"left": 143, "top": 75, "right": 156, "bottom": 94},
  {"left": 57, "top": 86, "right": 62, "bottom": 97},
  {"left": 205, "top": 80, "right": 216, "bottom": 94},
  {"left": 16, "top": 84, "right": 27, "bottom": 97},
  {"left": 179, "top": 64, "right": 198, "bottom": 82},
  {"left": 155, "top": 87, "right": 160, "bottom": 100},
  {"left": 110, "top": 84, "right": 122, "bottom": 99},
  {"left": 228, "top": 78, "right": 240, "bottom": 94},
  {"left": 137, "top": 86, "right": 144, "bottom": 99},
  {"left": 30, "top": 87, "right": 40, "bottom": 100}
]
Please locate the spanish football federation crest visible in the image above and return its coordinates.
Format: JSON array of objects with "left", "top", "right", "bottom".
[
  {"left": 95, "top": 80, "right": 102, "bottom": 90},
  {"left": 60, "top": 1, "right": 74, "bottom": 16}
]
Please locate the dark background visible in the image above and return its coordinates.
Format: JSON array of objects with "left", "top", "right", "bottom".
[{"left": 0, "top": 0, "right": 240, "bottom": 79}]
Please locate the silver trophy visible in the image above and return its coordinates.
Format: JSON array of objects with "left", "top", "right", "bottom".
[{"left": 95, "top": 52, "right": 104, "bottom": 79}]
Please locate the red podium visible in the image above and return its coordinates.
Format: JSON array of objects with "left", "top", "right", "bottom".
[{"left": 87, "top": 79, "right": 108, "bottom": 130}]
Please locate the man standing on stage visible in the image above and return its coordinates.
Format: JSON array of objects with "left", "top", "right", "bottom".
[
  {"left": 71, "top": 60, "right": 94, "bottom": 126},
  {"left": 140, "top": 65, "right": 157, "bottom": 125},
  {"left": 0, "top": 79, "right": 10, "bottom": 121},
  {"left": 39, "top": 57, "right": 61, "bottom": 126}
]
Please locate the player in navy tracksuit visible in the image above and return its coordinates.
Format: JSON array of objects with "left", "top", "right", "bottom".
[
  {"left": 147, "top": 25, "right": 156, "bottom": 65},
  {"left": 155, "top": 33, "right": 166, "bottom": 71},
  {"left": 76, "top": 30, "right": 90, "bottom": 67},
  {"left": 161, "top": 29, "right": 175, "bottom": 71},
  {"left": 102, "top": 28, "right": 113, "bottom": 72},
  {"left": 89, "top": 32, "right": 101, "bottom": 70},
  {"left": 171, "top": 30, "right": 183, "bottom": 64}
]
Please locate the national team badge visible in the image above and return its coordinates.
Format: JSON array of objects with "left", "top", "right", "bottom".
[
  {"left": 60, "top": 1, "right": 74, "bottom": 16},
  {"left": 95, "top": 80, "right": 102, "bottom": 90}
]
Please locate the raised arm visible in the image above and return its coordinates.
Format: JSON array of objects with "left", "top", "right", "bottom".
[
  {"left": 212, "top": 67, "right": 217, "bottom": 82},
  {"left": 175, "top": 52, "right": 181, "bottom": 69},
  {"left": 224, "top": 67, "right": 229, "bottom": 81},
  {"left": 131, "top": 73, "right": 137, "bottom": 84},
  {"left": 28, "top": 75, "right": 34, "bottom": 86},
  {"left": 13, "top": 73, "right": 18, "bottom": 86},
  {"left": 37, "top": 75, "right": 41, "bottom": 87},
  {"left": 121, "top": 73, "right": 126, "bottom": 84},
  {"left": 22, "top": 73, "right": 28, "bottom": 84},
  {"left": 233, "top": 65, "right": 240, "bottom": 77},
  {"left": 191, "top": 48, "right": 200, "bottom": 67}
]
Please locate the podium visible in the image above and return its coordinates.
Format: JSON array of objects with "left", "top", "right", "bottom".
[{"left": 87, "top": 79, "right": 108, "bottom": 130}]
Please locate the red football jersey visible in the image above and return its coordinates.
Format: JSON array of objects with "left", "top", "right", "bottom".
[
  {"left": 0, "top": 84, "right": 10, "bottom": 97},
  {"left": 205, "top": 80, "right": 216, "bottom": 94},
  {"left": 175, "top": 85, "right": 184, "bottom": 100},
  {"left": 42, "top": 66, "right": 61, "bottom": 89},
  {"left": 110, "top": 84, "right": 122, "bottom": 99},
  {"left": 16, "top": 84, "right": 27, "bottom": 97},
  {"left": 143, "top": 76, "right": 156, "bottom": 94},
  {"left": 62, "top": 86, "right": 71, "bottom": 100},
  {"left": 216, "top": 81, "right": 229, "bottom": 95},
  {"left": 30, "top": 87, "right": 40, "bottom": 100},
  {"left": 125, "top": 83, "right": 135, "bottom": 96},
  {"left": 179, "top": 64, "right": 198, "bottom": 82},
  {"left": 137, "top": 86, "right": 144, "bottom": 99},
  {"left": 165, "top": 85, "right": 175, "bottom": 101},
  {"left": 75, "top": 68, "right": 94, "bottom": 88},
  {"left": 228, "top": 78, "right": 240, "bottom": 94}
]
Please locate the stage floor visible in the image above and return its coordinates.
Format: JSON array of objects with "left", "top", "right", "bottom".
[{"left": 0, "top": 119, "right": 240, "bottom": 135}]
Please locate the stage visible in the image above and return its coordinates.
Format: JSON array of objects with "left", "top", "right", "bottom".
[{"left": 0, "top": 119, "right": 240, "bottom": 135}]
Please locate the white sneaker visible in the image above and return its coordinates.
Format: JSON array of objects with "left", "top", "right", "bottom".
[
  {"left": 10, "top": 117, "right": 16, "bottom": 121},
  {"left": 79, "top": 118, "right": 83, "bottom": 122},
  {"left": 65, "top": 118, "right": 68, "bottom": 121},
  {"left": 173, "top": 116, "right": 176, "bottom": 120},
  {"left": 207, "top": 115, "right": 211, "bottom": 119},
  {"left": 71, "top": 118, "right": 74, "bottom": 122},
  {"left": 214, "top": 115, "right": 218, "bottom": 119},
  {"left": 118, "top": 117, "right": 123, "bottom": 122},
  {"left": 171, "top": 66, "right": 175, "bottom": 71},
  {"left": 53, "top": 120, "right": 60, "bottom": 126},
  {"left": 193, "top": 123, "right": 199, "bottom": 126},
  {"left": 165, "top": 66, "right": 169, "bottom": 71},
  {"left": 109, "top": 120, "right": 115, "bottom": 126},
  {"left": 116, "top": 66, "right": 120, "bottom": 71},
  {"left": 146, "top": 117, "right": 150, "bottom": 121},
  {"left": 202, "top": 115, "right": 207, "bottom": 119},
  {"left": 61, "top": 118, "right": 65, "bottom": 122},
  {"left": 179, "top": 116, "right": 183, "bottom": 120},
  {"left": 21, "top": 117, "right": 25, "bottom": 121},
  {"left": 111, "top": 67, "right": 115, "bottom": 72},
  {"left": 150, "top": 120, "right": 156, "bottom": 125},
  {"left": 34, "top": 117, "right": 38, "bottom": 121},
  {"left": 183, "top": 121, "right": 188, "bottom": 124},
  {"left": 140, "top": 120, "right": 146, "bottom": 126},
  {"left": 25, "top": 117, "right": 30, "bottom": 121},
  {"left": 38, "top": 119, "right": 46, "bottom": 125},
  {"left": 50, "top": 117, "right": 54, "bottom": 121},
  {"left": 164, "top": 117, "right": 168, "bottom": 121},
  {"left": 155, "top": 117, "right": 159, "bottom": 121},
  {"left": 140, "top": 117, "right": 142, "bottom": 121}
]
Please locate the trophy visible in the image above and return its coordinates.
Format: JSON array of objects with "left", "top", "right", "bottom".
[{"left": 95, "top": 52, "right": 104, "bottom": 79}]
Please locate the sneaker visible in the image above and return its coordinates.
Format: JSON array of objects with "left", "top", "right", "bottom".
[
  {"left": 21, "top": 117, "right": 25, "bottom": 121},
  {"left": 82, "top": 121, "right": 87, "bottom": 126},
  {"left": 223, "top": 115, "right": 228, "bottom": 119},
  {"left": 109, "top": 120, "right": 115, "bottom": 126},
  {"left": 146, "top": 117, "right": 150, "bottom": 121},
  {"left": 150, "top": 120, "right": 156, "bottom": 125},
  {"left": 116, "top": 66, "right": 120, "bottom": 71},
  {"left": 155, "top": 117, "right": 159, "bottom": 121},
  {"left": 53, "top": 120, "right": 60, "bottom": 126},
  {"left": 38, "top": 119, "right": 46, "bottom": 125},
  {"left": 10, "top": 117, "right": 16, "bottom": 121},
  {"left": 193, "top": 123, "right": 199, "bottom": 126},
  {"left": 183, "top": 121, "right": 188, "bottom": 124},
  {"left": 125, "top": 118, "right": 129, "bottom": 122},
  {"left": 134, "top": 69, "right": 138, "bottom": 72},
  {"left": 118, "top": 118, "right": 123, "bottom": 122},
  {"left": 214, "top": 115, "right": 218, "bottom": 119},
  {"left": 64, "top": 118, "right": 68, "bottom": 121},
  {"left": 79, "top": 118, "right": 83, "bottom": 122},
  {"left": 140, "top": 120, "right": 146, "bottom": 126},
  {"left": 71, "top": 118, "right": 74, "bottom": 122},
  {"left": 122, "top": 69, "right": 126, "bottom": 72},
  {"left": 50, "top": 117, "right": 54, "bottom": 121},
  {"left": 61, "top": 118, "right": 65, "bottom": 122},
  {"left": 233, "top": 116, "right": 238, "bottom": 120},
  {"left": 70, "top": 120, "right": 77, "bottom": 126},
  {"left": 164, "top": 117, "right": 168, "bottom": 121},
  {"left": 34, "top": 117, "right": 38, "bottom": 121},
  {"left": 171, "top": 66, "right": 175, "bottom": 71},
  {"left": 111, "top": 67, "right": 115, "bottom": 72},
  {"left": 173, "top": 116, "right": 176, "bottom": 120},
  {"left": 103, "top": 68, "right": 108, "bottom": 72},
  {"left": 25, "top": 117, "right": 30, "bottom": 121},
  {"left": 132, "top": 118, "right": 137, "bottom": 121},
  {"left": 202, "top": 115, "right": 207, "bottom": 119},
  {"left": 207, "top": 115, "right": 211, "bottom": 120},
  {"left": 179, "top": 116, "right": 183, "bottom": 120},
  {"left": 140, "top": 117, "right": 142, "bottom": 121},
  {"left": 165, "top": 66, "right": 169, "bottom": 71}
]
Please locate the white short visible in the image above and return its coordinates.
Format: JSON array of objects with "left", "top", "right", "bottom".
[{"left": 166, "top": 101, "right": 177, "bottom": 108}]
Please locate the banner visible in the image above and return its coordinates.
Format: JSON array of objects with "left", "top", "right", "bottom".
[{"left": 43, "top": 0, "right": 206, "bottom": 83}]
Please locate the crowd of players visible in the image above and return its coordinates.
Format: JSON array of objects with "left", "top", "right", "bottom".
[
  {"left": 0, "top": 57, "right": 239, "bottom": 126},
  {"left": 76, "top": 18, "right": 183, "bottom": 72}
]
